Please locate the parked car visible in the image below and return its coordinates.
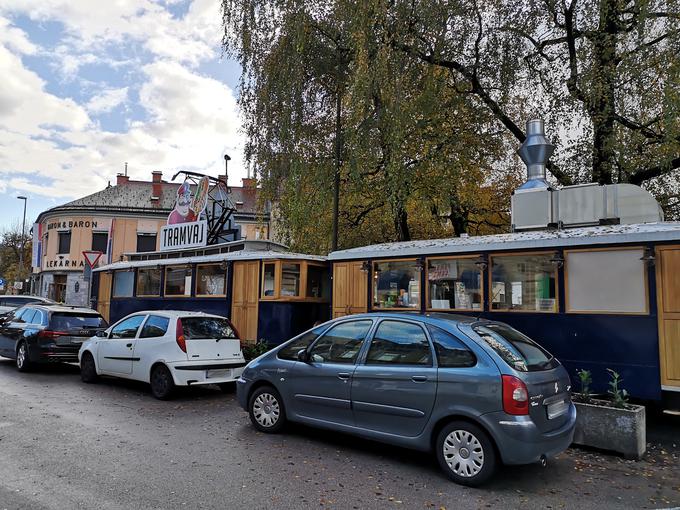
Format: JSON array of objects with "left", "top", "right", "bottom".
[
  {"left": 236, "top": 313, "right": 576, "bottom": 486},
  {"left": 0, "top": 304, "right": 108, "bottom": 371},
  {"left": 0, "top": 295, "right": 55, "bottom": 316},
  {"left": 78, "top": 311, "right": 246, "bottom": 400}
]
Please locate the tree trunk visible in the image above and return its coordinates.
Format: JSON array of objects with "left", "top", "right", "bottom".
[{"left": 394, "top": 202, "right": 411, "bottom": 241}]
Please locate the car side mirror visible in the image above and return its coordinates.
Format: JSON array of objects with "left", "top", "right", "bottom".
[
  {"left": 96, "top": 330, "right": 108, "bottom": 338},
  {"left": 296, "top": 349, "right": 309, "bottom": 362}
]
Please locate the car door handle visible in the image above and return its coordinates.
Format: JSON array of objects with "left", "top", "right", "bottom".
[
  {"left": 126, "top": 343, "right": 133, "bottom": 348},
  {"left": 337, "top": 372, "right": 351, "bottom": 380},
  {"left": 411, "top": 375, "right": 428, "bottom": 382}
]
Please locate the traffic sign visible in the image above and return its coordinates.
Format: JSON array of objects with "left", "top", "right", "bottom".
[
  {"left": 0, "top": 278, "right": 4, "bottom": 286},
  {"left": 82, "top": 251, "right": 104, "bottom": 269}
]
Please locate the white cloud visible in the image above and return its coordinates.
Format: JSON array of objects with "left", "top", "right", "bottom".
[
  {"left": 86, "top": 87, "right": 129, "bottom": 114},
  {"left": 0, "top": 1, "right": 247, "bottom": 210}
]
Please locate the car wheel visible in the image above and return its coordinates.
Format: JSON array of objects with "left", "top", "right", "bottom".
[
  {"left": 249, "top": 386, "right": 286, "bottom": 433},
  {"left": 80, "top": 352, "right": 99, "bottom": 383},
  {"left": 150, "top": 365, "right": 175, "bottom": 400},
  {"left": 436, "top": 421, "right": 497, "bottom": 487},
  {"left": 218, "top": 382, "right": 236, "bottom": 393},
  {"left": 16, "top": 342, "right": 32, "bottom": 372}
]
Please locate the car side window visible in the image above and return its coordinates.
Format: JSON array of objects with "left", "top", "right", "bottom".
[
  {"left": 110, "top": 315, "right": 146, "bottom": 339},
  {"left": 278, "top": 326, "right": 326, "bottom": 361},
  {"left": 365, "top": 320, "right": 432, "bottom": 366},
  {"left": 139, "top": 316, "right": 170, "bottom": 339},
  {"left": 21, "top": 309, "right": 37, "bottom": 325},
  {"left": 427, "top": 325, "right": 477, "bottom": 368},
  {"left": 309, "top": 320, "right": 372, "bottom": 364},
  {"left": 12, "top": 307, "right": 28, "bottom": 323}
]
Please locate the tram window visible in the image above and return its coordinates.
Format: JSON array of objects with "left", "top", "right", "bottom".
[
  {"left": 281, "top": 263, "right": 301, "bottom": 297},
  {"left": 490, "top": 254, "right": 557, "bottom": 312},
  {"left": 306, "top": 265, "right": 329, "bottom": 299},
  {"left": 427, "top": 257, "right": 482, "bottom": 311},
  {"left": 112, "top": 271, "right": 134, "bottom": 298},
  {"left": 165, "top": 266, "right": 192, "bottom": 296},
  {"left": 262, "top": 263, "right": 276, "bottom": 297},
  {"left": 196, "top": 264, "right": 226, "bottom": 296},
  {"left": 136, "top": 267, "right": 161, "bottom": 296},
  {"left": 566, "top": 249, "right": 647, "bottom": 313},
  {"left": 373, "top": 259, "right": 420, "bottom": 310}
]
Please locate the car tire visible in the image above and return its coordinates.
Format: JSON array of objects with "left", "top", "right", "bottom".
[
  {"left": 248, "top": 386, "right": 286, "bottom": 433},
  {"left": 435, "top": 421, "right": 497, "bottom": 487},
  {"left": 150, "top": 364, "right": 175, "bottom": 400},
  {"left": 16, "top": 342, "right": 32, "bottom": 372},
  {"left": 218, "top": 382, "right": 236, "bottom": 393},
  {"left": 80, "top": 352, "right": 99, "bottom": 383}
]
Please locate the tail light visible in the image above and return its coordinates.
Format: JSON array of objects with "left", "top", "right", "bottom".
[
  {"left": 176, "top": 318, "right": 187, "bottom": 353},
  {"left": 502, "top": 375, "right": 529, "bottom": 416},
  {"left": 38, "top": 330, "right": 67, "bottom": 340}
]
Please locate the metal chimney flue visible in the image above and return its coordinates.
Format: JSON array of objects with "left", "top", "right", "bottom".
[{"left": 516, "top": 119, "right": 554, "bottom": 191}]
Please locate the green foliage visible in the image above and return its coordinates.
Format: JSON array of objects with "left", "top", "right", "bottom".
[
  {"left": 0, "top": 221, "right": 32, "bottom": 292},
  {"left": 606, "top": 369, "right": 629, "bottom": 409},
  {"left": 242, "top": 339, "right": 271, "bottom": 361},
  {"left": 222, "top": 0, "right": 680, "bottom": 250},
  {"left": 576, "top": 369, "right": 593, "bottom": 402}
]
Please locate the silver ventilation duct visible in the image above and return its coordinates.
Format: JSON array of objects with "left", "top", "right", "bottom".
[{"left": 516, "top": 119, "right": 554, "bottom": 191}]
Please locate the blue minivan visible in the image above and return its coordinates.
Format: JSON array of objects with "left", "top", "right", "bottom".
[{"left": 236, "top": 313, "right": 576, "bottom": 486}]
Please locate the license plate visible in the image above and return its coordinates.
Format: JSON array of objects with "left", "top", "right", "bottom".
[
  {"left": 206, "top": 369, "right": 231, "bottom": 379},
  {"left": 546, "top": 400, "right": 568, "bottom": 419}
]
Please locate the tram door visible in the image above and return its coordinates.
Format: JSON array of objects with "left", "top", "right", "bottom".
[
  {"left": 656, "top": 246, "right": 680, "bottom": 389},
  {"left": 332, "top": 261, "right": 367, "bottom": 318},
  {"left": 97, "top": 272, "right": 112, "bottom": 323},
  {"left": 231, "top": 261, "right": 259, "bottom": 342}
]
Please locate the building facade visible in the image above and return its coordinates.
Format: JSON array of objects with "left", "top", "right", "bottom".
[{"left": 32, "top": 171, "right": 270, "bottom": 306}]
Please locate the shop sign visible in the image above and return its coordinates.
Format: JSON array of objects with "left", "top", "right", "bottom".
[
  {"left": 43, "top": 256, "right": 85, "bottom": 269},
  {"left": 160, "top": 177, "right": 210, "bottom": 251},
  {"left": 47, "top": 220, "right": 99, "bottom": 230}
]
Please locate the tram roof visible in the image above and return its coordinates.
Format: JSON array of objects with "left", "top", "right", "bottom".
[
  {"left": 328, "top": 222, "right": 680, "bottom": 261},
  {"left": 94, "top": 250, "right": 326, "bottom": 272}
]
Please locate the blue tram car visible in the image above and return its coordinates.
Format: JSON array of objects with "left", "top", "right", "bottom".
[{"left": 91, "top": 239, "right": 330, "bottom": 346}]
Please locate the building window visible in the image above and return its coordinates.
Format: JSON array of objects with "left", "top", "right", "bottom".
[
  {"left": 136, "top": 268, "right": 161, "bottom": 296},
  {"left": 427, "top": 257, "right": 482, "bottom": 310},
  {"left": 281, "top": 263, "right": 301, "bottom": 297},
  {"left": 490, "top": 253, "right": 557, "bottom": 312},
  {"left": 165, "top": 266, "right": 192, "bottom": 296},
  {"left": 112, "top": 271, "right": 134, "bottom": 298},
  {"left": 262, "top": 263, "right": 276, "bottom": 297},
  {"left": 373, "top": 260, "right": 421, "bottom": 310},
  {"left": 92, "top": 232, "right": 108, "bottom": 253},
  {"left": 566, "top": 248, "right": 647, "bottom": 314},
  {"left": 137, "top": 234, "right": 157, "bottom": 253},
  {"left": 57, "top": 231, "right": 71, "bottom": 254},
  {"left": 196, "top": 264, "right": 226, "bottom": 296},
  {"left": 306, "top": 264, "right": 330, "bottom": 299}
]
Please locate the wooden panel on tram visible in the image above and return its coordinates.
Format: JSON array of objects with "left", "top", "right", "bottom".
[
  {"left": 657, "top": 247, "right": 680, "bottom": 385},
  {"left": 332, "top": 261, "right": 367, "bottom": 318},
  {"left": 97, "top": 272, "right": 112, "bottom": 323},
  {"left": 231, "top": 261, "right": 259, "bottom": 342}
]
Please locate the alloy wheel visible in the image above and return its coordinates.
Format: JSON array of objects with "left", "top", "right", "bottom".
[{"left": 16, "top": 344, "right": 26, "bottom": 370}]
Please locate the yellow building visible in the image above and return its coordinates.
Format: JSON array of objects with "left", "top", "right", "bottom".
[{"left": 32, "top": 171, "right": 270, "bottom": 306}]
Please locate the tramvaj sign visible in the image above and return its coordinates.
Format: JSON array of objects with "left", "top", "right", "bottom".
[{"left": 160, "top": 176, "right": 210, "bottom": 251}]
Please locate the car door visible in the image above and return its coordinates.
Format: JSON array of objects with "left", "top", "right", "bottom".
[
  {"left": 351, "top": 319, "right": 438, "bottom": 437},
  {"left": 131, "top": 315, "right": 171, "bottom": 380},
  {"left": 0, "top": 308, "right": 30, "bottom": 357},
  {"left": 97, "top": 315, "right": 146, "bottom": 375},
  {"left": 287, "top": 319, "right": 373, "bottom": 426}
]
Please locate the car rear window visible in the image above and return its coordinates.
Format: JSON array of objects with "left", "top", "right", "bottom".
[
  {"left": 181, "top": 317, "right": 237, "bottom": 340},
  {"left": 472, "top": 323, "right": 558, "bottom": 372},
  {"left": 50, "top": 313, "right": 108, "bottom": 331}
]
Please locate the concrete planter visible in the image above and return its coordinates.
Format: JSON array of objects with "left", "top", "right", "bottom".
[{"left": 572, "top": 398, "right": 646, "bottom": 459}]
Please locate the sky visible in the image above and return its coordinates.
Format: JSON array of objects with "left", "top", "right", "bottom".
[{"left": 0, "top": 0, "right": 247, "bottom": 231}]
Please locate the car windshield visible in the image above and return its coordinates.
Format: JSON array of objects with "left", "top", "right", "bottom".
[
  {"left": 181, "top": 317, "right": 237, "bottom": 340},
  {"left": 50, "top": 313, "right": 108, "bottom": 330},
  {"left": 472, "top": 323, "right": 558, "bottom": 372}
]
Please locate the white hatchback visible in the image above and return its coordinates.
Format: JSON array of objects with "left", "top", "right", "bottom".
[{"left": 78, "top": 310, "right": 246, "bottom": 399}]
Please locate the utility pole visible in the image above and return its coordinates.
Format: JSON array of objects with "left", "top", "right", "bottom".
[
  {"left": 17, "top": 196, "right": 27, "bottom": 293},
  {"left": 331, "top": 63, "right": 343, "bottom": 252}
]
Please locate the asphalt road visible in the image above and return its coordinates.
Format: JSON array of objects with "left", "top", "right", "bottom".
[{"left": 0, "top": 358, "right": 678, "bottom": 510}]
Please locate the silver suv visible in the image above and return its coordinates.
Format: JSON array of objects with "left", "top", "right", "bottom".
[{"left": 236, "top": 313, "right": 575, "bottom": 486}]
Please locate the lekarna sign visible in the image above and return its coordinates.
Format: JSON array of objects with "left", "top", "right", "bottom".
[{"left": 82, "top": 251, "right": 103, "bottom": 269}]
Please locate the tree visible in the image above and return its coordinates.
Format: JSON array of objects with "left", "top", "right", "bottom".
[
  {"left": 386, "top": 0, "right": 680, "bottom": 187},
  {"left": 0, "top": 220, "right": 32, "bottom": 291}
]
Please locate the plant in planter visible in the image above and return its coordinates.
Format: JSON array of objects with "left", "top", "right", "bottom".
[
  {"left": 572, "top": 368, "right": 646, "bottom": 459},
  {"left": 242, "top": 339, "right": 271, "bottom": 361}
]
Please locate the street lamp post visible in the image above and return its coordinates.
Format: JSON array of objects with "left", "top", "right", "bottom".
[{"left": 17, "top": 196, "right": 27, "bottom": 293}]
